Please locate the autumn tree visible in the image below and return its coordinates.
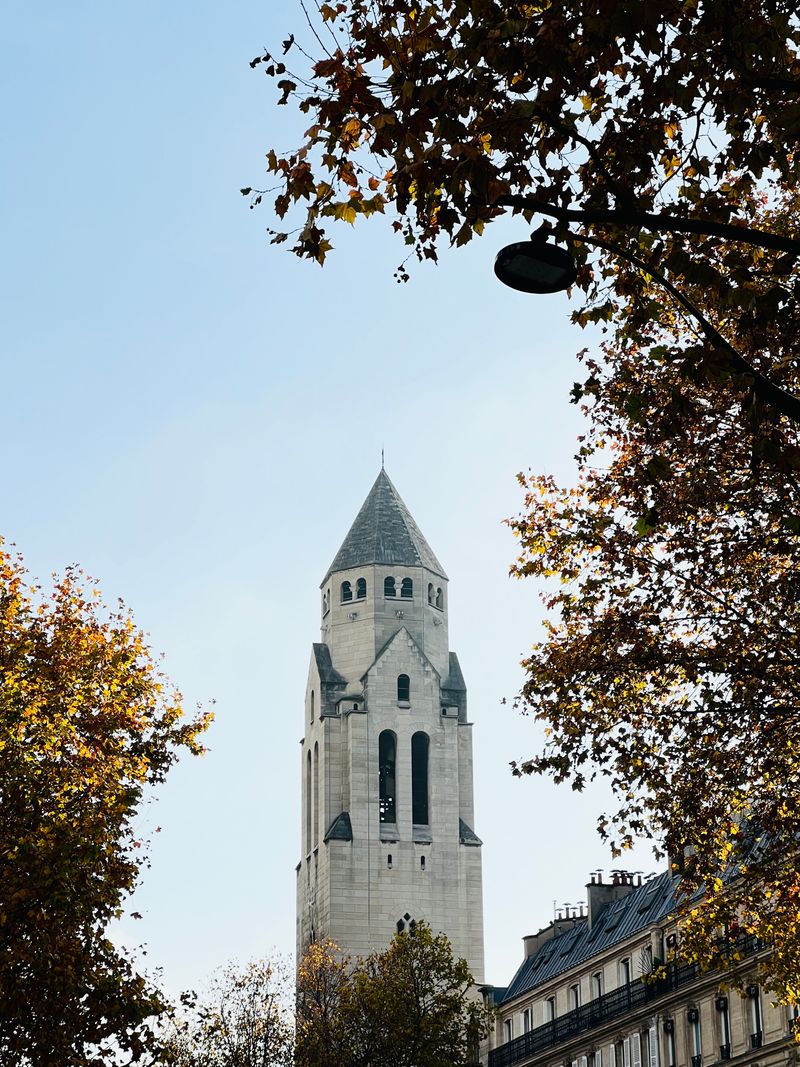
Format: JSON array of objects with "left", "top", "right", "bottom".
[
  {"left": 296, "top": 924, "right": 492, "bottom": 1067},
  {"left": 249, "top": 0, "right": 800, "bottom": 1003},
  {"left": 157, "top": 958, "right": 294, "bottom": 1067},
  {"left": 0, "top": 544, "right": 211, "bottom": 1066}
]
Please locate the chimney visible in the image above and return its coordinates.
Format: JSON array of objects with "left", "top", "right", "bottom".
[{"left": 585, "top": 869, "right": 637, "bottom": 928}]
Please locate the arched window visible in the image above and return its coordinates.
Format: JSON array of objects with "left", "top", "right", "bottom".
[
  {"left": 384, "top": 576, "right": 396, "bottom": 598},
  {"left": 379, "top": 730, "right": 396, "bottom": 823},
  {"left": 313, "top": 742, "right": 320, "bottom": 847},
  {"left": 427, "top": 582, "right": 434, "bottom": 604},
  {"left": 356, "top": 577, "right": 367, "bottom": 599},
  {"left": 305, "top": 749, "right": 312, "bottom": 854},
  {"left": 435, "top": 587, "right": 443, "bottom": 609},
  {"left": 322, "top": 590, "right": 329, "bottom": 615},
  {"left": 397, "top": 674, "right": 410, "bottom": 703},
  {"left": 341, "top": 580, "right": 352, "bottom": 602},
  {"left": 310, "top": 690, "right": 315, "bottom": 723},
  {"left": 401, "top": 577, "right": 413, "bottom": 599},
  {"left": 411, "top": 731, "right": 429, "bottom": 825}
]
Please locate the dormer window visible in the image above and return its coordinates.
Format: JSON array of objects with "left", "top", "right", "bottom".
[
  {"left": 384, "top": 576, "right": 396, "bottom": 598},
  {"left": 356, "top": 577, "right": 367, "bottom": 599},
  {"left": 341, "top": 581, "right": 353, "bottom": 603},
  {"left": 401, "top": 578, "right": 413, "bottom": 599},
  {"left": 397, "top": 674, "right": 410, "bottom": 704}
]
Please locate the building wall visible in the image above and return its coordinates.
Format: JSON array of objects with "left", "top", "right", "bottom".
[
  {"left": 297, "top": 561, "right": 484, "bottom": 981},
  {"left": 489, "top": 919, "right": 793, "bottom": 1067}
]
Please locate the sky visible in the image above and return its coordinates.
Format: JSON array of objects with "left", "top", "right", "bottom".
[{"left": 1, "top": 2, "right": 657, "bottom": 997}]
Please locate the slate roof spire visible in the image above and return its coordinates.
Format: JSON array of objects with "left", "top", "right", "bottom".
[{"left": 323, "top": 470, "right": 447, "bottom": 584}]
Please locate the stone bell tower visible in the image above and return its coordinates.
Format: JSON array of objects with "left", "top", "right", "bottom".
[{"left": 296, "top": 469, "right": 484, "bottom": 981}]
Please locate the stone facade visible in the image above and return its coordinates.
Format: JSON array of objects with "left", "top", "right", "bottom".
[{"left": 296, "top": 471, "right": 485, "bottom": 981}]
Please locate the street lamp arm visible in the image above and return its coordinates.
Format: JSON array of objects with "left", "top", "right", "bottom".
[
  {"left": 496, "top": 195, "right": 800, "bottom": 257},
  {"left": 569, "top": 229, "right": 800, "bottom": 426}
]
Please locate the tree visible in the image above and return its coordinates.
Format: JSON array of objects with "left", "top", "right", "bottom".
[
  {"left": 249, "top": 0, "right": 800, "bottom": 1005},
  {"left": 157, "top": 959, "right": 294, "bottom": 1067},
  {"left": 296, "top": 924, "right": 492, "bottom": 1067},
  {"left": 0, "top": 544, "right": 211, "bottom": 1065}
]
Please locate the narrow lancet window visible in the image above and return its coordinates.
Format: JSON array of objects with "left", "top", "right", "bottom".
[
  {"left": 313, "top": 742, "right": 320, "bottom": 847},
  {"left": 401, "top": 577, "right": 413, "bottom": 598},
  {"left": 435, "top": 587, "right": 443, "bottom": 609},
  {"left": 341, "top": 580, "right": 352, "bottom": 602},
  {"left": 379, "top": 730, "right": 397, "bottom": 823},
  {"left": 411, "top": 731, "right": 429, "bottom": 825},
  {"left": 305, "top": 749, "right": 312, "bottom": 853},
  {"left": 397, "top": 674, "right": 410, "bottom": 703},
  {"left": 356, "top": 577, "right": 367, "bottom": 599},
  {"left": 384, "top": 576, "right": 396, "bottom": 597}
]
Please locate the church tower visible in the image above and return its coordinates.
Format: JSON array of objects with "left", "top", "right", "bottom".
[{"left": 297, "top": 470, "right": 485, "bottom": 981}]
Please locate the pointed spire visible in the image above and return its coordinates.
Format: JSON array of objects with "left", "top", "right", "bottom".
[{"left": 323, "top": 470, "right": 447, "bottom": 583}]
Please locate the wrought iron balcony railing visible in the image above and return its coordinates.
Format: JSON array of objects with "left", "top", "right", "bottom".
[{"left": 489, "top": 936, "right": 762, "bottom": 1067}]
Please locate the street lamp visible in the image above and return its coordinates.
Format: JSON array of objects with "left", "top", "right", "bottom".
[{"left": 494, "top": 238, "right": 577, "bottom": 294}]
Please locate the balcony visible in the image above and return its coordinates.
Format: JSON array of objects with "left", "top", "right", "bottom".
[
  {"left": 489, "top": 935, "right": 762, "bottom": 1067},
  {"left": 751, "top": 1031, "right": 763, "bottom": 1049},
  {"left": 719, "top": 1043, "right": 731, "bottom": 1060}
]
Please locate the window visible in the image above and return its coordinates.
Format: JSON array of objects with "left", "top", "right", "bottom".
[
  {"left": 749, "top": 986, "right": 763, "bottom": 1047},
  {"left": 411, "top": 732, "right": 429, "bottom": 825},
  {"left": 523, "top": 1008, "right": 531, "bottom": 1034},
  {"left": 663, "top": 1021, "right": 676, "bottom": 1067},
  {"left": 378, "top": 731, "right": 396, "bottom": 823},
  {"left": 427, "top": 582, "right": 434, "bottom": 604},
  {"left": 545, "top": 997, "right": 555, "bottom": 1023},
  {"left": 397, "top": 673, "right": 410, "bottom": 703},
  {"left": 688, "top": 1007, "right": 702, "bottom": 1067},
  {"left": 570, "top": 984, "right": 581, "bottom": 1011},
  {"left": 387, "top": 853, "right": 393, "bottom": 869},
  {"left": 622, "top": 1036, "right": 631, "bottom": 1067},
  {"left": 401, "top": 577, "right": 413, "bottom": 598},
  {"left": 504, "top": 1019, "right": 514, "bottom": 1043},
  {"left": 592, "top": 972, "right": 603, "bottom": 999},
  {"left": 609, "top": 1044, "right": 617, "bottom": 1067},
  {"left": 435, "top": 586, "right": 443, "bottom": 609},
  {"left": 384, "top": 576, "right": 396, "bottom": 597},
  {"left": 356, "top": 577, "right": 367, "bottom": 599},
  {"left": 647, "top": 1026, "right": 659, "bottom": 1067},
  {"left": 313, "top": 742, "right": 319, "bottom": 847},
  {"left": 310, "top": 689, "right": 315, "bottom": 724},
  {"left": 594, "top": 1050, "right": 602, "bottom": 1067},
  {"left": 716, "top": 995, "right": 731, "bottom": 1059},
  {"left": 322, "top": 590, "right": 329, "bottom": 615},
  {"left": 420, "top": 855, "right": 426, "bottom": 870},
  {"left": 341, "top": 580, "right": 352, "bottom": 602},
  {"left": 620, "top": 958, "right": 631, "bottom": 986},
  {"left": 631, "top": 1032, "right": 642, "bottom": 1067},
  {"left": 305, "top": 749, "right": 312, "bottom": 854}
]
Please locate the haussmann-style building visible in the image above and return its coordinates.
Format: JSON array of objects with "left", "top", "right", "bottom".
[{"left": 485, "top": 869, "right": 797, "bottom": 1067}]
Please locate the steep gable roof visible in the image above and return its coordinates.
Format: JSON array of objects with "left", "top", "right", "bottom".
[{"left": 323, "top": 469, "right": 447, "bottom": 584}]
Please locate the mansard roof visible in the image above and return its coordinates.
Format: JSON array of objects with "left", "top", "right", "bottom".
[
  {"left": 323, "top": 469, "right": 447, "bottom": 584},
  {"left": 501, "top": 870, "right": 676, "bottom": 1003}
]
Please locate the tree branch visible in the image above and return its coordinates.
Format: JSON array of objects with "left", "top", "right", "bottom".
[
  {"left": 566, "top": 228, "right": 800, "bottom": 426},
  {"left": 496, "top": 195, "right": 800, "bottom": 255}
]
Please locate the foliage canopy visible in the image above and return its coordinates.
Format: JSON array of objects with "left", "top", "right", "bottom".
[
  {"left": 0, "top": 545, "right": 211, "bottom": 1065},
  {"left": 296, "top": 923, "right": 492, "bottom": 1067}
]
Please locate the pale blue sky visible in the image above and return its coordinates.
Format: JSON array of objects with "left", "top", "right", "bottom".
[{"left": 2, "top": 3, "right": 656, "bottom": 995}]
